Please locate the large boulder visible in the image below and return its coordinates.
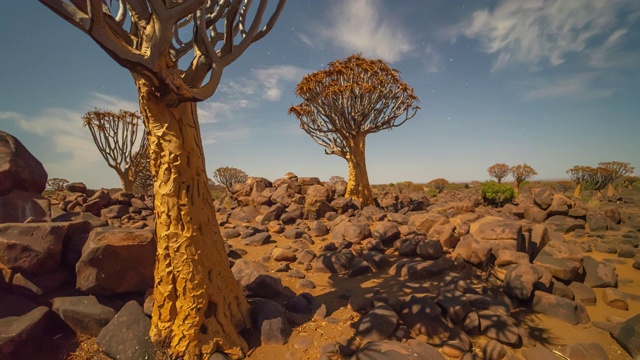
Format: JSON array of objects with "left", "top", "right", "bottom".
[
  {"left": 0, "top": 223, "right": 67, "bottom": 274},
  {"left": 0, "top": 190, "right": 51, "bottom": 224},
  {"left": 503, "top": 263, "right": 552, "bottom": 300},
  {"left": 304, "top": 184, "right": 332, "bottom": 220},
  {"left": 51, "top": 296, "right": 116, "bottom": 336},
  {"left": 76, "top": 227, "right": 156, "bottom": 294},
  {"left": 610, "top": 314, "right": 640, "bottom": 359},
  {"left": 97, "top": 301, "right": 155, "bottom": 360},
  {"left": 0, "top": 306, "right": 57, "bottom": 358},
  {"left": 232, "top": 259, "right": 285, "bottom": 299},
  {"left": 531, "top": 291, "right": 590, "bottom": 325},
  {"left": 0, "top": 131, "right": 47, "bottom": 196}
]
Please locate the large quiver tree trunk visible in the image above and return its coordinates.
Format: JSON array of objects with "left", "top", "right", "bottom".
[
  {"left": 345, "top": 135, "right": 374, "bottom": 206},
  {"left": 135, "top": 77, "right": 250, "bottom": 359}
]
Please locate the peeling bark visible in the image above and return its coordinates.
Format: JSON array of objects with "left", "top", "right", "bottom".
[
  {"left": 135, "top": 77, "right": 250, "bottom": 359},
  {"left": 344, "top": 135, "right": 373, "bottom": 206},
  {"left": 574, "top": 183, "right": 583, "bottom": 198}
]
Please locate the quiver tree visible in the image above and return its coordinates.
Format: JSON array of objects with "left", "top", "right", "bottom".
[
  {"left": 41, "top": 0, "right": 285, "bottom": 358},
  {"left": 289, "top": 54, "right": 419, "bottom": 206},
  {"left": 598, "top": 161, "right": 635, "bottom": 196},
  {"left": 567, "top": 165, "right": 593, "bottom": 197},
  {"left": 46, "top": 177, "right": 69, "bottom": 191},
  {"left": 83, "top": 109, "right": 148, "bottom": 192},
  {"left": 132, "top": 143, "right": 154, "bottom": 195},
  {"left": 212, "top": 166, "right": 248, "bottom": 193},
  {"left": 427, "top": 178, "right": 449, "bottom": 193},
  {"left": 510, "top": 163, "right": 537, "bottom": 191},
  {"left": 487, "top": 163, "right": 510, "bottom": 183}
]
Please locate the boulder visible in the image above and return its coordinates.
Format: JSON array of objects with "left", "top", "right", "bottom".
[
  {"left": 312, "top": 250, "right": 355, "bottom": 274},
  {"left": 610, "top": 314, "right": 640, "bottom": 359},
  {"left": 603, "top": 287, "right": 628, "bottom": 310},
  {"left": 354, "top": 304, "right": 399, "bottom": 343},
  {"left": 0, "top": 190, "right": 51, "bottom": 224},
  {"left": 51, "top": 296, "right": 116, "bottom": 336},
  {"left": 533, "top": 255, "right": 582, "bottom": 282},
  {"left": 331, "top": 221, "right": 371, "bottom": 243},
  {"left": 372, "top": 221, "right": 401, "bottom": 245},
  {"left": 396, "top": 257, "right": 453, "bottom": 281},
  {"left": 427, "top": 220, "right": 459, "bottom": 249},
  {"left": 495, "top": 249, "right": 530, "bottom": 267},
  {"left": 304, "top": 185, "right": 332, "bottom": 220},
  {"left": 352, "top": 339, "right": 444, "bottom": 360},
  {"left": 503, "top": 263, "right": 552, "bottom": 300},
  {"left": 251, "top": 298, "right": 291, "bottom": 345},
  {"left": 76, "top": 227, "right": 155, "bottom": 294},
  {"left": 568, "top": 282, "right": 596, "bottom": 305},
  {"left": 409, "top": 213, "right": 447, "bottom": 235},
  {"left": 0, "top": 223, "right": 67, "bottom": 274},
  {"left": 0, "top": 306, "right": 56, "bottom": 358},
  {"left": 531, "top": 291, "right": 590, "bottom": 325},
  {"left": 469, "top": 216, "right": 522, "bottom": 241},
  {"left": 232, "top": 259, "right": 284, "bottom": 299},
  {"left": 399, "top": 295, "right": 450, "bottom": 345},
  {"left": 452, "top": 234, "right": 492, "bottom": 266},
  {"left": 558, "top": 342, "right": 609, "bottom": 360},
  {"left": 478, "top": 310, "right": 520, "bottom": 346},
  {"left": 531, "top": 188, "right": 553, "bottom": 210},
  {"left": 65, "top": 182, "right": 87, "bottom": 194},
  {"left": 547, "top": 194, "right": 574, "bottom": 216},
  {"left": 416, "top": 239, "right": 444, "bottom": 260},
  {"left": 583, "top": 256, "right": 617, "bottom": 288},
  {"left": 97, "top": 301, "right": 155, "bottom": 360},
  {"left": 0, "top": 131, "right": 47, "bottom": 196}
]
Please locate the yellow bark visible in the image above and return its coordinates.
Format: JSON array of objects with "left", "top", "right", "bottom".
[
  {"left": 135, "top": 77, "right": 250, "bottom": 359},
  {"left": 345, "top": 135, "right": 374, "bottom": 206},
  {"left": 573, "top": 183, "right": 583, "bottom": 198}
]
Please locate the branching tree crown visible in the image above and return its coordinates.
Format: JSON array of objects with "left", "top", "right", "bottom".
[
  {"left": 427, "top": 178, "right": 449, "bottom": 193},
  {"left": 132, "top": 144, "right": 154, "bottom": 195},
  {"left": 510, "top": 163, "right": 537, "bottom": 190},
  {"left": 46, "top": 177, "right": 69, "bottom": 191},
  {"left": 289, "top": 54, "right": 420, "bottom": 205},
  {"left": 83, "top": 109, "right": 148, "bottom": 192},
  {"left": 212, "top": 166, "right": 248, "bottom": 192},
  {"left": 487, "top": 163, "right": 510, "bottom": 183}
]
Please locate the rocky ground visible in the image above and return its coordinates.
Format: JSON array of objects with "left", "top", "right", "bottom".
[{"left": 1, "top": 131, "right": 640, "bottom": 360}]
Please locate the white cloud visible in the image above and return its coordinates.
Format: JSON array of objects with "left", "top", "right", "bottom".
[
  {"left": 447, "top": 0, "right": 640, "bottom": 71},
  {"left": 305, "top": 0, "right": 414, "bottom": 63},
  {"left": 252, "top": 65, "right": 309, "bottom": 101},
  {"left": 521, "top": 73, "right": 614, "bottom": 101},
  {"left": 423, "top": 44, "right": 443, "bottom": 73}
]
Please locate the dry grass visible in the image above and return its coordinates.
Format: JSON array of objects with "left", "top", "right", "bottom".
[{"left": 68, "top": 334, "right": 110, "bottom": 360}]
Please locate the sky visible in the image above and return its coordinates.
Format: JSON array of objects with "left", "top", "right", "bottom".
[{"left": 1, "top": 0, "right": 639, "bottom": 189}]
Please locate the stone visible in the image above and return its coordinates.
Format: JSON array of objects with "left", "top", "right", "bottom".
[
  {"left": 531, "top": 188, "right": 554, "bottom": 210},
  {"left": 547, "top": 194, "right": 574, "bottom": 216},
  {"left": 51, "top": 296, "right": 116, "bottom": 336},
  {"left": 482, "top": 339, "right": 507, "bottom": 360},
  {"left": 232, "top": 259, "right": 284, "bottom": 299},
  {"left": 531, "top": 291, "right": 590, "bottom": 325},
  {"left": 394, "top": 235, "right": 420, "bottom": 256},
  {"left": 529, "top": 223, "right": 550, "bottom": 257},
  {"left": 503, "top": 263, "right": 552, "bottom": 300},
  {"left": 469, "top": 216, "right": 522, "bottom": 241},
  {"left": 3, "top": 267, "right": 71, "bottom": 296},
  {"left": 452, "top": 234, "right": 492, "bottom": 266},
  {"left": 558, "top": 342, "right": 609, "bottom": 360},
  {"left": 100, "top": 204, "right": 130, "bottom": 220},
  {"left": 97, "top": 301, "right": 155, "bottom": 360},
  {"left": 397, "top": 257, "right": 453, "bottom": 281},
  {"left": 522, "top": 346, "right": 558, "bottom": 360},
  {"left": 65, "top": 182, "right": 88, "bottom": 194},
  {"left": 331, "top": 221, "right": 371, "bottom": 243},
  {"left": 568, "top": 282, "right": 595, "bottom": 305},
  {"left": 603, "top": 287, "right": 629, "bottom": 310},
  {"left": 583, "top": 256, "right": 617, "bottom": 288},
  {"left": 409, "top": 213, "right": 447, "bottom": 235},
  {"left": 304, "top": 185, "right": 332, "bottom": 220},
  {"left": 354, "top": 304, "right": 399, "bottom": 343},
  {"left": 352, "top": 339, "right": 444, "bottom": 360},
  {"left": 271, "top": 248, "right": 297, "bottom": 262},
  {"left": 251, "top": 298, "right": 291, "bottom": 345},
  {"left": 478, "top": 310, "right": 520, "bottom": 346},
  {"left": 427, "top": 220, "right": 459, "bottom": 248},
  {"left": 533, "top": 255, "right": 582, "bottom": 282},
  {"left": 312, "top": 250, "right": 355, "bottom": 274},
  {"left": 0, "top": 306, "right": 55, "bottom": 358},
  {"left": 76, "top": 227, "right": 155, "bottom": 294},
  {"left": 243, "top": 232, "right": 271, "bottom": 246},
  {"left": 0, "top": 131, "right": 47, "bottom": 196},
  {"left": 0, "top": 222, "right": 67, "bottom": 274},
  {"left": 308, "top": 220, "right": 329, "bottom": 237},
  {"left": 610, "top": 314, "right": 640, "bottom": 359},
  {"left": 372, "top": 221, "right": 401, "bottom": 245},
  {"left": 0, "top": 190, "right": 51, "bottom": 224},
  {"left": 416, "top": 239, "right": 444, "bottom": 260},
  {"left": 495, "top": 249, "right": 530, "bottom": 267},
  {"left": 399, "top": 295, "right": 450, "bottom": 345}
]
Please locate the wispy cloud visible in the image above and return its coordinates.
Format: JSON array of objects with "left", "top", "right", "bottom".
[
  {"left": 423, "top": 44, "right": 443, "bottom": 73},
  {"left": 521, "top": 73, "right": 614, "bottom": 101},
  {"left": 302, "top": 0, "right": 414, "bottom": 63},
  {"left": 253, "top": 65, "right": 310, "bottom": 101},
  {"left": 446, "top": 0, "right": 640, "bottom": 71}
]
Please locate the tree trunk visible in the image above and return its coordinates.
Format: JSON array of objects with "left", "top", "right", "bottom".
[
  {"left": 573, "top": 183, "right": 582, "bottom": 198},
  {"left": 606, "top": 183, "right": 615, "bottom": 197},
  {"left": 345, "top": 135, "right": 374, "bottom": 206},
  {"left": 135, "top": 77, "right": 250, "bottom": 359},
  {"left": 114, "top": 168, "right": 134, "bottom": 192}
]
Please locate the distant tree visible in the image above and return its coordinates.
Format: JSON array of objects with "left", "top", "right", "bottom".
[
  {"left": 510, "top": 163, "right": 537, "bottom": 191},
  {"left": 289, "top": 54, "right": 420, "bottom": 206},
  {"left": 212, "top": 167, "right": 249, "bottom": 193},
  {"left": 598, "top": 161, "right": 635, "bottom": 196},
  {"left": 556, "top": 180, "right": 574, "bottom": 194},
  {"left": 428, "top": 178, "right": 449, "bottom": 193},
  {"left": 487, "top": 163, "right": 510, "bottom": 183},
  {"left": 328, "top": 175, "right": 345, "bottom": 186},
  {"left": 567, "top": 165, "right": 593, "bottom": 197},
  {"left": 46, "top": 177, "right": 69, "bottom": 191},
  {"left": 621, "top": 175, "right": 640, "bottom": 188},
  {"left": 82, "top": 109, "right": 148, "bottom": 192},
  {"left": 132, "top": 143, "right": 153, "bottom": 196}
]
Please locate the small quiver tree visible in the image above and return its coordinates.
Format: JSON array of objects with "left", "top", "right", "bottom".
[
  {"left": 510, "top": 163, "right": 537, "bottom": 191},
  {"left": 41, "top": 0, "right": 286, "bottom": 358},
  {"left": 567, "top": 166, "right": 593, "bottom": 198},
  {"left": 46, "top": 177, "right": 69, "bottom": 192},
  {"left": 487, "top": 163, "right": 510, "bottom": 183},
  {"left": 82, "top": 109, "right": 148, "bottom": 192},
  {"left": 212, "top": 166, "right": 249, "bottom": 194},
  {"left": 598, "top": 161, "right": 635, "bottom": 196},
  {"left": 132, "top": 142, "right": 154, "bottom": 196},
  {"left": 289, "top": 54, "right": 419, "bottom": 206},
  {"left": 427, "top": 178, "right": 449, "bottom": 193}
]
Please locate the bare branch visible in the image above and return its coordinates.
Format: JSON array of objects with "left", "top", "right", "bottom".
[{"left": 39, "top": 0, "right": 90, "bottom": 31}]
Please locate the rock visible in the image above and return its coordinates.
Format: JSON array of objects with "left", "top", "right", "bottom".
[
  {"left": 547, "top": 194, "right": 574, "bottom": 216},
  {"left": 594, "top": 242, "right": 617, "bottom": 254},
  {"left": 297, "top": 279, "right": 316, "bottom": 290},
  {"left": 528, "top": 223, "right": 550, "bottom": 258},
  {"left": 351, "top": 339, "right": 444, "bottom": 360},
  {"left": 427, "top": 220, "right": 459, "bottom": 248},
  {"left": 478, "top": 310, "right": 520, "bottom": 346},
  {"left": 397, "top": 257, "right": 454, "bottom": 281},
  {"left": 312, "top": 250, "right": 355, "bottom": 274},
  {"left": 583, "top": 256, "right": 618, "bottom": 288},
  {"left": 522, "top": 346, "right": 558, "bottom": 360},
  {"left": 0, "top": 306, "right": 56, "bottom": 358},
  {"left": 261, "top": 203, "right": 284, "bottom": 224},
  {"left": 399, "top": 295, "right": 450, "bottom": 345},
  {"left": 372, "top": 221, "right": 401, "bottom": 245},
  {"left": 251, "top": 298, "right": 291, "bottom": 345},
  {"left": 503, "top": 263, "right": 552, "bottom": 300},
  {"left": 394, "top": 235, "right": 420, "bottom": 256},
  {"left": 531, "top": 188, "right": 553, "bottom": 210},
  {"left": 409, "top": 213, "right": 447, "bottom": 235},
  {"left": 51, "top": 296, "right": 116, "bottom": 336},
  {"left": 232, "top": 259, "right": 284, "bottom": 299},
  {"left": 3, "top": 267, "right": 71, "bottom": 296},
  {"left": 558, "top": 342, "right": 609, "bottom": 360},
  {"left": 533, "top": 255, "right": 582, "bottom": 282},
  {"left": 495, "top": 249, "right": 530, "bottom": 267},
  {"left": 531, "top": 291, "right": 590, "bottom": 325},
  {"left": 536, "top": 240, "right": 583, "bottom": 262},
  {"left": 100, "top": 204, "right": 129, "bottom": 220},
  {"left": 0, "top": 131, "right": 47, "bottom": 196},
  {"left": 416, "top": 239, "right": 444, "bottom": 260},
  {"left": 65, "top": 182, "right": 87, "bottom": 194},
  {"left": 97, "top": 301, "right": 155, "bottom": 360},
  {"left": 610, "top": 314, "right": 640, "bottom": 359},
  {"left": 482, "top": 339, "right": 507, "bottom": 360},
  {"left": 76, "top": 227, "right": 155, "bottom": 294},
  {"left": 568, "top": 282, "right": 596, "bottom": 305},
  {"left": 436, "top": 292, "right": 471, "bottom": 324},
  {"left": 331, "top": 221, "right": 371, "bottom": 243},
  {"left": 304, "top": 185, "right": 332, "bottom": 220},
  {"left": 0, "top": 190, "right": 51, "bottom": 224},
  {"left": 308, "top": 220, "right": 329, "bottom": 237},
  {"left": 354, "top": 304, "right": 399, "bottom": 343},
  {"left": 271, "top": 248, "right": 297, "bottom": 262},
  {"left": 603, "top": 287, "right": 629, "bottom": 310},
  {"left": 0, "top": 222, "right": 67, "bottom": 274},
  {"left": 243, "top": 232, "right": 271, "bottom": 246},
  {"left": 469, "top": 216, "right": 522, "bottom": 241},
  {"left": 452, "top": 234, "right": 492, "bottom": 266},
  {"left": 524, "top": 205, "right": 547, "bottom": 223}
]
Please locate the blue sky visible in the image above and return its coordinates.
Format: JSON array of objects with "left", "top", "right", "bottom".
[{"left": 1, "top": 0, "right": 639, "bottom": 189}]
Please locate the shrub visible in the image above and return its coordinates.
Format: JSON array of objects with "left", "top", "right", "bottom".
[
  {"left": 427, "top": 178, "right": 449, "bottom": 193},
  {"left": 481, "top": 181, "right": 515, "bottom": 207}
]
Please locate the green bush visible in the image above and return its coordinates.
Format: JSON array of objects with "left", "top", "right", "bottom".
[{"left": 481, "top": 181, "right": 515, "bottom": 207}]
